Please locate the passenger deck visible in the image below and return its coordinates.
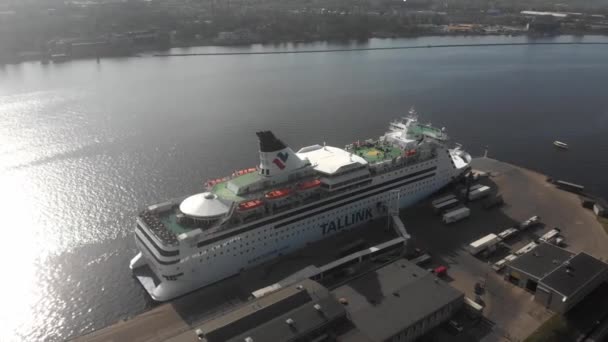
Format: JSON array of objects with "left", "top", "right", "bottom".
[{"left": 351, "top": 145, "right": 404, "bottom": 163}]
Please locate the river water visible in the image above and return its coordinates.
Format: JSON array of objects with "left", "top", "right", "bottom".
[{"left": 1, "top": 35, "right": 607, "bottom": 341}]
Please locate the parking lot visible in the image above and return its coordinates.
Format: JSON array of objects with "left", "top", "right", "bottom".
[{"left": 401, "top": 157, "right": 608, "bottom": 341}]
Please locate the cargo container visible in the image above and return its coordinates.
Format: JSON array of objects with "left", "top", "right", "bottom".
[
  {"left": 464, "top": 297, "right": 484, "bottom": 318},
  {"left": 467, "top": 233, "right": 499, "bottom": 255},
  {"left": 432, "top": 198, "right": 460, "bottom": 214},
  {"left": 431, "top": 194, "right": 457, "bottom": 207},
  {"left": 515, "top": 242, "right": 538, "bottom": 255},
  {"left": 498, "top": 227, "right": 518, "bottom": 240},
  {"left": 492, "top": 258, "right": 509, "bottom": 272},
  {"left": 467, "top": 186, "right": 491, "bottom": 201},
  {"left": 460, "top": 184, "right": 483, "bottom": 196},
  {"left": 518, "top": 215, "right": 541, "bottom": 231},
  {"left": 539, "top": 228, "right": 561, "bottom": 244},
  {"left": 442, "top": 207, "right": 470, "bottom": 224},
  {"left": 594, "top": 203, "right": 607, "bottom": 218},
  {"left": 555, "top": 180, "right": 584, "bottom": 193},
  {"left": 492, "top": 254, "right": 518, "bottom": 272}
]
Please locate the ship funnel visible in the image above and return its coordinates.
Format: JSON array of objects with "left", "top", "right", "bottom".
[{"left": 256, "top": 131, "right": 307, "bottom": 177}]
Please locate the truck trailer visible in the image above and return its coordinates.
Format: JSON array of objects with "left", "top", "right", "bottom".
[
  {"left": 433, "top": 198, "right": 460, "bottom": 214},
  {"left": 467, "top": 233, "right": 500, "bottom": 255},
  {"left": 431, "top": 194, "right": 457, "bottom": 207},
  {"left": 467, "top": 186, "right": 491, "bottom": 201},
  {"left": 442, "top": 207, "right": 470, "bottom": 224}
]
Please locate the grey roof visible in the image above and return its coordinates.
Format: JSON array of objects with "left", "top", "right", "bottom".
[
  {"left": 540, "top": 252, "right": 608, "bottom": 297},
  {"left": 196, "top": 279, "right": 345, "bottom": 342},
  {"left": 228, "top": 295, "right": 346, "bottom": 342},
  {"left": 337, "top": 328, "right": 376, "bottom": 342},
  {"left": 508, "top": 243, "right": 574, "bottom": 280},
  {"left": 332, "top": 259, "right": 463, "bottom": 342}
]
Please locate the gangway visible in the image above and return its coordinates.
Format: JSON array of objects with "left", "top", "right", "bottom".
[{"left": 388, "top": 190, "right": 411, "bottom": 242}]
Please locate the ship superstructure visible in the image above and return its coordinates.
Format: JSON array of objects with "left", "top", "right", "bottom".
[{"left": 130, "top": 110, "right": 472, "bottom": 301}]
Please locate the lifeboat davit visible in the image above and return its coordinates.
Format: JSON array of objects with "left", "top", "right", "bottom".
[
  {"left": 237, "top": 199, "right": 264, "bottom": 211},
  {"left": 265, "top": 188, "right": 292, "bottom": 200},
  {"left": 298, "top": 179, "right": 321, "bottom": 191}
]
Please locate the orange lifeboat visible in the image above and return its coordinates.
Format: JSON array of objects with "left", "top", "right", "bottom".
[
  {"left": 237, "top": 199, "right": 264, "bottom": 211},
  {"left": 265, "top": 188, "right": 292, "bottom": 200},
  {"left": 405, "top": 149, "right": 417, "bottom": 157},
  {"left": 233, "top": 167, "right": 257, "bottom": 177},
  {"left": 298, "top": 179, "right": 321, "bottom": 191},
  {"left": 206, "top": 179, "right": 220, "bottom": 187}
]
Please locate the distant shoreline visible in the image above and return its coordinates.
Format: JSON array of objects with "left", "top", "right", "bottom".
[
  {"left": 4, "top": 35, "right": 608, "bottom": 65},
  {"left": 155, "top": 41, "right": 608, "bottom": 57}
]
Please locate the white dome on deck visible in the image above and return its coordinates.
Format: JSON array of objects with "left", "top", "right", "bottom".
[{"left": 179, "top": 192, "right": 230, "bottom": 219}]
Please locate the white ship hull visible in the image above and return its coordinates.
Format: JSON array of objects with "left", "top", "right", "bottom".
[{"left": 131, "top": 148, "right": 469, "bottom": 301}]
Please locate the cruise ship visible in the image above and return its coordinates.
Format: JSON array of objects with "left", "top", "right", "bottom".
[{"left": 130, "top": 110, "right": 472, "bottom": 301}]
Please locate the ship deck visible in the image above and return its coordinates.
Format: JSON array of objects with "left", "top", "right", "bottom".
[
  {"left": 159, "top": 213, "right": 194, "bottom": 236},
  {"left": 351, "top": 145, "right": 403, "bottom": 163},
  {"left": 211, "top": 171, "right": 260, "bottom": 201}
]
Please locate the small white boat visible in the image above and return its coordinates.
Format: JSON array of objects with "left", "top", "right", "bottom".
[{"left": 553, "top": 141, "right": 568, "bottom": 149}]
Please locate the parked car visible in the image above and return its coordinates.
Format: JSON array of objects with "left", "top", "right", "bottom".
[{"left": 433, "top": 265, "right": 448, "bottom": 277}]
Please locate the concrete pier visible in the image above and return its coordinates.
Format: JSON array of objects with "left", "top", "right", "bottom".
[
  {"left": 403, "top": 157, "right": 608, "bottom": 341},
  {"left": 74, "top": 158, "right": 608, "bottom": 342}
]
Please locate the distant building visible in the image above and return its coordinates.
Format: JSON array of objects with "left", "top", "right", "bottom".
[
  {"left": 520, "top": 11, "right": 569, "bottom": 19},
  {"left": 447, "top": 24, "right": 479, "bottom": 33},
  {"left": 528, "top": 15, "right": 561, "bottom": 33},
  {"left": 505, "top": 243, "right": 608, "bottom": 313},
  {"left": 215, "top": 30, "right": 259, "bottom": 45},
  {"left": 69, "top": 41, "right": 107, "bottom": 58},
  {"left": 593, "top": 199, "right": 607, "bottom": 218}
]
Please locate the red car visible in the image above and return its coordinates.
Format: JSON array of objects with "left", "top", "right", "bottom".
[{"left": 433, "top": 265, "right": 448, "bottom": 277}]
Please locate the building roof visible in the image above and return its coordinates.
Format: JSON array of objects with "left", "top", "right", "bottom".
[
  {"left": 196, "top": 279, "right": 345, "bottom": 342},
  {"left": 337, "top": 328, "right": 376, "bottom": 342},
  {"left": 540, "top": 252, "right": 608, "bottom": 297},
  {"left": 332, "top": 259, "right": 463, "bottom": 342},
  {"left": 297, "top": 146, "right": 367, "bottom": 175},
  {"left": 508, "top": 243, "right": 574, "bottom": 280},
  {"left": 228, "top": 295, "right": 345, "bottom": 342}
]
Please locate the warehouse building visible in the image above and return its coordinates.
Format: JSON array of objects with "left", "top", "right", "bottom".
[
  {"left": 536, "top": 252, "right": 608, "bottom": 313},
  {"left": 505, "top": 242, "right": 574, "bottom": 292},
  {"left": 334, "top": 259, "right": 464, "bottom": 342},
  {"left": 194, "top": 258, "right": 464, "bottom": 342},
  {"left": 194, "top": 279, "right": 348, "bottom": 342},
  {"left": 505, "top": 243, "right": 608, "bottom": 313}
]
